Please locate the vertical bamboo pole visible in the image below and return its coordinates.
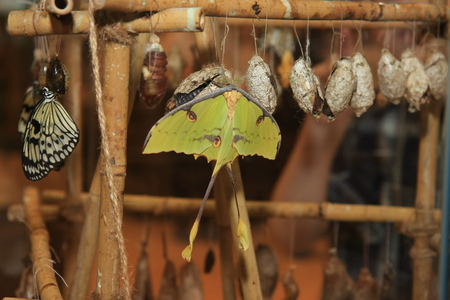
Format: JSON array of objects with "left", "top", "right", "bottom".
[
  {"left": 95, "top": 39, "right": 131, "bottom": 299},
  {"left": 68, "top": 160, "right": 101, "bottom": 300},
  {"left": 60, "top": 34, "right": 86, "bottom": 300},
  {"left": 215, "top": 160, "right": 262, "bottom": 300},
  {"left": 23, "top": 186, "right": 63, "bottom": 300},
  {"left": 214, "top": 177, "right": 237, "bottom": 300},
  {"left": 411, "top": 100, "right": 440, "bottom": 300}
]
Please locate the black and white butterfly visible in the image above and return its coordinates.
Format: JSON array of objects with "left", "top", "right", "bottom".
[
  {"left": 18, "top": 81, "right": 42, "bottom": 141},
  {"left": 22, "top": 87, "right": 79, "bottom": 181}
]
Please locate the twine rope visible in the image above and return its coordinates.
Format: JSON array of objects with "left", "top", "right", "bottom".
[{"left": 88, "top": 2, "right": 131, "bottom": 299}]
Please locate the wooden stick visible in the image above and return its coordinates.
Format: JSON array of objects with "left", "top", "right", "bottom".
[
  {"left": 60, "top": 34, "right": 85, "bottom": 300},
  {"left": 215, "top": 161, "right": 262, "bottom": 300},
  {"left": 410, "top": 99, "right": 440, "bottom": 300},
  {"left": 23, "top": 186, "right": 63, "bottom": 300},
  {"left": 96, "top": 38, "right": 131, "bottom": 299},
  {"left": 44, "top": 0, "right": 74, "bottom": 15},
  {"left": 67, "top": 159, "right": 102, "bottom": 300},
  {"left": 93, "top": 0, "right": 449, "bottom": 21},
  {"left": 7, "top": 8, "right": 205, "bottom": 36},
  {"left": 68, "top": 31, "right": 141, "bottom": 300},
  {"left": 220, "top": 18, "right": 430, "bottom": 30},
  {"left": 37, "top": 189, "right": 443, "bottom": 223}
]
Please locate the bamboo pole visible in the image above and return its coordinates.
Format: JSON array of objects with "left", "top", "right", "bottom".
[
  {"left": 68, "top": 160, "right": 101, "bottom": 300},
  {"left": 95, "top": 39, "right": 131, "bottom": 300},
  {"left": 409, "top": 100, "right": 441, "bottom": 300},
  {"left": 35, "top": 189, "right": 443, "bottom": 223},
  {"left": 23, "top": 186, "right": 63, "bottom": 300},
  {"left": 67, "top": 30, "right": 142, "bottom": 300},
  {"left": 220, "top": 18, "right": 430, "bottom": 30},
  {"left": 93, "top": 0, "right": 449, "bottom": 21},
  {"left": 7, "top": 8, "right": 205, "bottom": 37},
  {"left": 215, "top": 161, "right": 262, "bottom": 300},
  {"left": 60, "top": 33, "right": 85, "bottom": 300},
  {"left": 44, "top": 0, "right": 74, "bottom": 15}
]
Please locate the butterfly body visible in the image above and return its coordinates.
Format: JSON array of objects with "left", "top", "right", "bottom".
[
  {"left": 143, "top": 86, "right": 280, "bottom": 175},
  {"left": 22, "top": 87, "right": 79, "bottom": 181}
]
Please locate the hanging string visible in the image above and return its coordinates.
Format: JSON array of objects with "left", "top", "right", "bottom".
[
  {"left": 251, "top": 20, "right": 258, "bottom": 55},
  {"left": 88, "top": 2, "right": 131, "bottom": 300},
  {"left": 263, "top": 1, "right": 268, "bottom": 59},
  {"left": 293, "top": 21, "right": 304, "bottom": 59},
  {"left": 305, "top": 0, "right": 311, "bottom": 63}
]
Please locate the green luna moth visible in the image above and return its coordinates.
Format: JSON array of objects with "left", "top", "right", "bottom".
[{"left": 143, "top": 85, "right": 281, "bottom": 261}]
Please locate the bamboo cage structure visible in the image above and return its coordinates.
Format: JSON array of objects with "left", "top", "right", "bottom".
[{"left": 5, "top": 0, "right": 449, "bottom": 300}]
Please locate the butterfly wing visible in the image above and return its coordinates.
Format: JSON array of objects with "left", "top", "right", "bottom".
[
  {"left": 22, "top": 91, "right": 79, "bottom": 181},
  {"left": 143, "top": 89, "right": 229, "bottom": 162},
  {"left": 18, "top": 83, "right": 41, "bottom": 141},
  {"left": 232, "top": 88, "right": 281, "bottom": 159}
]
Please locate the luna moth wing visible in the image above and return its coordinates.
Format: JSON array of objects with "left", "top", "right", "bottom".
[
  {"left": 143, "top": 88, "right": 229, "bottom": 159},
  {"left": 143, "top": 86, "right": 281, "bottom": 166},
  {"left": 231, "top": 89, "right": 281, "bottom": 160}
]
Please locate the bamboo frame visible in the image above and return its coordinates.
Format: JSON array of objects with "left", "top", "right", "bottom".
[
  {"left": 95, "top": 39, "right": 131, "bottom": 299},
  {"left": 33, "top": 189, "right": 442, "bottom": 223},
  {"left": 215, "top": 161, "right": 263, "bottom": 300},
  {"left": 221, "top": 18, "right": 430, "bottom": 30},
  {"left": 7, "top": 8, "right": 205, "bottom": 36},
  {"left": 93, "top": 0, "right": 449, "bottom": 21},
  {"left": 23, "top": 186, "right": 63, "bottom": 300},
  {"left": 60, "top": 34, "right": 85, "bottom": 300},
  {"left": 410, "top": 99, "right": 441, "bottom": 300},
  {"left": 44, "top": 0, "right": 74, "bottom": 15}
]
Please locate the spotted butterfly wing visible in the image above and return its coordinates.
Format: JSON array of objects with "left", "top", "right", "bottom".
[
  {"left": 22, "top": 87, "right": 79, "bottom": 181},
  {"left": 18, "top": 82, "right": 42, "bottom": 141}
]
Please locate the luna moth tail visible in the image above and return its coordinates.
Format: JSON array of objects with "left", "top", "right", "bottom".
[{"left": 181, "top": 167, "right": 221, "bottom": 262}]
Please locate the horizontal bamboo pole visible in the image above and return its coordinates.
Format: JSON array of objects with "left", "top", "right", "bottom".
[
  {"left": 222, "top": 18, "right": 430, "bottom": 30},
  {"left": 7, "top": 7, "right": 204, "bottom": 36},
  {"left": 34, "top": 189, "right": 442, "bottom": 223},
  {"left": 23, "top": 186, "right": 63, "bottom": 300},
  {"left": 93, "top": 0, "right": 449, "bottom": 21}
]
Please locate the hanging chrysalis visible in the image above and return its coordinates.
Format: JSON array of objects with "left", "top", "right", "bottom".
[
  {"left": 180, "top": 262, "right": 204, "bottom": 300},
  {"left": 323, "top": 57, "right": 356, "bottom": 121},
  {"left": 165, "top": 64, "right": 232, "bottom": 112},
  {"left": 133, "top": 232, "right": 154, "bottom": 300},
  {"left": 282, "top": 267, "right": 300, "bottom": 300},
  {"left": 401, "top": 49, "right": 431, "bottom": 112},
  {"left": 255, "top": 244, "right": 279, "bottom": 300},
  {"left": 289, "top": 57, "right": 324, "bottom": 118},
  {"left": 377, "top": 48, "right": 406, "bottom": 104},
  {"left": 47, "top": 57, "right": 69, "bottom": 95},
  {"left": 425, "top": 51, "right": 448, "bottom": 100},
  {"left": 321, "top": 249, "right": 354, "bottom": 300},
  {"left": 203, "top": 249, "right": 215, "bottom": 274},
  {"left": 350, "top": 52, "right": 375, "bottom": 117},
  {"left": 158, "top": 260, "right": 178, "bottom": 300},
  {"left": 349, "top": 268, "right": 380, "bottom": 300},
  {"left": 246, "top": 55, "right": 278, "bottom": 114},
  {"left": 380, "top": 262, "right": 394, "bottom": 299},
  {"left": 140, "top": 34, "right": 168, "bottom": 109}
]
